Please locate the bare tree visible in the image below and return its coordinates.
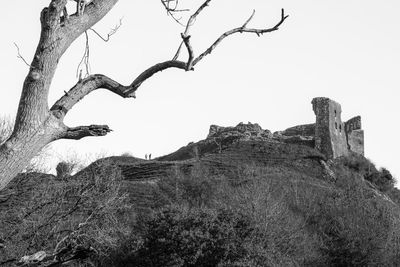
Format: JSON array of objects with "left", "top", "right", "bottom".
[{"left": 0, "top": 0, "right": 288, "bottom": 191}]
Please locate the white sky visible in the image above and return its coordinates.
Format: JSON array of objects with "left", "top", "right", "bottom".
[{"left": 0, "top": 1, "right": 399, "bottom": 179}]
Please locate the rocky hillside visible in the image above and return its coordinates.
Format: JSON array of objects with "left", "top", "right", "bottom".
[{"left": 1, "top": 122, "right": 399, "bottom": 266}]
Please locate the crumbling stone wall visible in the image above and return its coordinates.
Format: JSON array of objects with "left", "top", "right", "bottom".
[
  {"left": 312, "top": 97, "right": 348, "bottom": 159},
  {"left": 273, "top": 124, "right": 315, "bottom": 148},
  {"left": 280, "top": 124, "right": 315, "bottom": 137},
  {"left": 345, "top": 116, "right": 364, "bottom": 155},
  {"left": 311, "top": 97, "right": 364, "bottom": 159},
  {"left": 203, "top": 98, "right": 364, "bottom": 161}
]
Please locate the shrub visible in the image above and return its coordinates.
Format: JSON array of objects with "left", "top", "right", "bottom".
[
  {"left": 340, "top": 153, "right": 396, "bottom": 192},
  {"left": 56, "top": 161, "right": 74, "bottom": 179},
  {"left": 155, "top": 164, "right": 217, "bottom": 208},
  {"left": 154, "top": 165, "right": 322, "bottom": 266},
  {"left": 365, "top": 167, "right": 395, "bottom": 192},
  {"left": 305, "top": 173, "right": 395, "bottom": 266},
  {"left": 117, "top": 206, "right": 255, "bottom": 267}
]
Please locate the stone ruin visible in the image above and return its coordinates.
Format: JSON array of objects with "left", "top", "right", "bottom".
[
  {"left": 207, "top": 97, "right": 364, "bottom": 159},
  {"left": 312, "top": 97, "right": 364, "bottom": 159},
  {"left": 274, "top": 97, "right": 364, "bottom": 159}
]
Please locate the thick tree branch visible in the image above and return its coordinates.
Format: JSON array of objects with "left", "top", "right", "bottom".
[
  {"left": 51, "top": 61, "right": 186, "bottom": 119},
  {"left": 51, "top": 3, "right": 288, "bottom": 123},
  {"left": 62, "top": 125, "right": 112, "bottom": 140},
  {"left": 130, "top": 60, "right": 187, "bottom": 89},
  {"left": 51, "top": 74, "right": 136, "bottom": 119}
]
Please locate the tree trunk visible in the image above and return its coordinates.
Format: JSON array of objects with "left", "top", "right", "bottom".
[
  {"left": 0, "top": 0, "right": 119, "bottom": 191},
  {"left": 0, "top": 115, "right": 62, "bottom": 190}
]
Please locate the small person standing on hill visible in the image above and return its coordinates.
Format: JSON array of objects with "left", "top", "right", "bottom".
[
  {"left": 149, "top": 154, "right": 152, "bottom": 160},
  {"left": 145, "top": 154, "right": 148, "bottom": 160}
]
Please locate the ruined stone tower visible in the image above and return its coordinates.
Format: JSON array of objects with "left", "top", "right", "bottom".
[
  {"left": 312, "top": 97, "right": 364, "bottom": 159},
  {"left": 345, "top": 116, "right": 364, "bottom": 156},
  {"left": 202, "top": 97, "right": 364, "bottom": 161}
]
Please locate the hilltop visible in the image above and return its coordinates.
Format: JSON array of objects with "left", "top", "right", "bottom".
[{"left": 1, "top": 98, "right": 399, "bottom": 266}]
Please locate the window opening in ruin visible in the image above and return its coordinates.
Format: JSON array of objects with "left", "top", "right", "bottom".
[
  {"left": 339, "top": 124, "right": 342, "bottom": 132},
  {"left": 334, "top": 110, "right": 337, "bottom": 117},
  {"left": 335, "top": 122, "right": 338, "bottom": 130}
]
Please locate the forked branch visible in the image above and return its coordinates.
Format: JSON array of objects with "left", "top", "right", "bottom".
[
  {"left": 172, "top": 0, "right": 211, "bottom": 60},
  {"left": 161, "top": 0, "right": 189, "bottom": 25},
  {"left": 89, "top": 18, "right": 123, "bottom": 42},
  {"left": 52, "top": 1, "right": 288, "bottom": 140},
  {"left": 193, "top": 8, "right": 289, "bottom": 66},
  {"left": 51, "top": 60, "right": 187, "bottom": 120}
]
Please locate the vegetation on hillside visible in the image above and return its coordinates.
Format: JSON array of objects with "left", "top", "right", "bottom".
[
  {"left": 0, "top": 161, "right": 131, "bottom": 266},
  {"left": 1, "top": 151, "right": 399, "bottom": 266},
  {"left": 100, "top": 158, "right": 400, "bottom": 267},
  {"left": 0, "top": 120, "right": 398, "bottom": 266}
]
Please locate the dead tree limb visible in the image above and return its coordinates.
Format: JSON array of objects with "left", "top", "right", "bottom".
[
  {"left": 52, "top": 3, "right": 288, "bottom": 124},
  {"left": 0, "top": 0, "right": 288, "bottom": 191}
]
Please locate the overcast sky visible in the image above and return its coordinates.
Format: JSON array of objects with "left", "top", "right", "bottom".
[{"left": 0, "top": 0, "right": 399, "bottom": 179}]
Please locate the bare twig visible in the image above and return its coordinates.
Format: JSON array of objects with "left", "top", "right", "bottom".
[
  {"left": 172, "top": 41, "right": 184, "bottom": 60},
  {"left": 13, "top": 43, "right": 33, "bottom": 68},
  {"left": 172, "top": 0, "right": 211, "bottom": 60},
  {"left": 242, "top": 9, "right": 256, "bottom": 28},
  {"left": 89, "top": 18, "right": 123, "bottom": 42},
  {"left": 161, "top": 0, "right": 189, "bottom": 25},
  {"left": 75, "top": 19, "right": 122, "bottom": 80},
  {"left": 192, "top": 8, "right": 289, "bottom": 66},
  {"left": 53, "top": 204, "right": 102, "bottom": 256},
  {"left": 174, "top": 2, "right": 288, "bottom": 70}
]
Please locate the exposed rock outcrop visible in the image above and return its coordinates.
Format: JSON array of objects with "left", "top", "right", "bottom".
[{"left": 207, "top": 122, "right": 273, "bottom": 140}]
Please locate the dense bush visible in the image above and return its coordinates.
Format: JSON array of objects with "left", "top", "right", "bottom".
[
  {"left": 300, "top": 164, "right": 400, "bottom": 266},
  {"left": 155, "top": 164, "right": 217, "bottom": 208},
  {"left": 118, "top": 206, "right": 254, "bottom": 267},
  {"left": 310, "top": 194, "right": 390, "bottom": 265},
  {"left": 56, "top": 161, "right": 74, "bottom": 179},
  {"left": 388, "top": 187, "right": 400, "bottom": 206},
  {"left": 366, "top": 167, "right": 395, "bottom": 192},
  {"left": 340, "top": 153, "right": 396, "bottom": 192}
]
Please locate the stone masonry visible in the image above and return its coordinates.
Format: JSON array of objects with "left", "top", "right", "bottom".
[
  {"left": 312, "top": 97, "right": 364, "bottom": 159},
  {"left": 345, "top": 116, "right": 364, "bottom": 155},
  {"left": 196, "top": 97, "right": 364, "bottom": 161}
]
